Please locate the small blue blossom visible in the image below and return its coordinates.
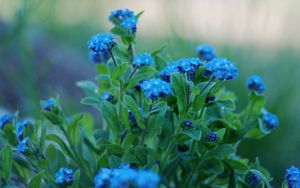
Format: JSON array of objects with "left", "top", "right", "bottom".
[
  {"left": 262, "top": 111, "right": 279, "bottom": 130},
  {"left": 90, "top": 51, "right": 110, "bottom": 64},
  {"left": 121, "top": 17, "right": 138, "bottom": 33},
  {"left": 109, "top": 9, "right": 135, "bottom": 23},
  {"left": 135, "top": 170, "right": 161, "bottom": 188},
  {"left": 0, "top": 114, "right": 15, "bottom": 129},
  {"left": 246, "top": 75, "right": 266, "bottom": 94},
  {"left": 43, "top": 98, "right": 56, "bottom": 112},
  {"left": 128, "top": 108, "right": 145, "bottom": 126},
  {"left": 55, "top": 168, "right": 74, "bottom": 185},
  {"left": 101, "top": 92, "right": 114, "bottom": 102},
  {"left": 196, "top": 44, "right": 216, "bottom": 61},
  {"left": 94, "top": 168, "right": 114, "bottom": 188},
  {"left": 111, "top": 166, "right": 137, "bottom": 188},
  {"left": 246, "top": 173, "right": 262, "bottom": 187},
  {"left": 141, "top": 79, "right": 172, "bottom": 100},
  {"left": 134, "top": 80, "right": 145, "bottom": 92},
  {"left": 204, "top": 58, "right": 238, "bottom": 80},
  {"left": 17, "top": 136, "right": 30, "bottom": 153},
  {"left": 182, "top": 120, "right": 193, "bottom": 128},
  {"left": 16, "top": 119, "right": 30, "bottom": 141},
  {"left": 206, "top": 131, "right": 218, "bottom": 142},
  {"left": 88, "top": 33, "right": 116, "bottom": 53},
  {"left": 285, "top": 166, "right": 300, "bottom": 188},
  {"left": 133, "top": 53, "right": 153, "bottom": 67},
  {"left": 160, "top": 58, "right": 204, "bottom": 82}
]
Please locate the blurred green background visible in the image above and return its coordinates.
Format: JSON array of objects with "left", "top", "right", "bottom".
[{"left": 1, "top": 0, "right": 299, "bottom": 186}]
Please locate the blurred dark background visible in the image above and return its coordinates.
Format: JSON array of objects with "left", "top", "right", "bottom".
[{"left": 1, "top": 0, "right": 299, "bottom": 186}]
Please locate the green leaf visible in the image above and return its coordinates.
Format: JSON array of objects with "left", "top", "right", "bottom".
[
  {"left": 121, "top": 152, "right": 140, "bottom": 165},
  {"left": 110, "top": 26, "right": 129, "bottom": 36},
  {"left": 46, "top": 134, "right": 73, "bottom": 158},
  {"left": 28, "top": 170, "right": 44, "bottom": 188},
  {"left": 71, "top": 170, "right": 81, "bottom": 188},
  {"left": 199, "top": 158, "right": 224, "bottom": 175},
  {"left": 100, "top": 101, "right": 121, "bottom": 141},
  {"left": 96, "top": 64, "right": 110, "bottom": 75},
  {"left": 126, "top": 66, "right": 157, "bottom": 89},
  {"left": 95, "top": 74, "right": 113, "bottom": 93},
  {"left": 206, "top": 144, "right": 236, "bottom": 158},
  {"left": 46, "top": 144, "right": 67, "bottom": 173},
  {"left": 80, "top": 96, "right": 101, "bottom": 107},
  {"left": 124, "top": 95, "right": 145, "bottom": 129},
  {"left": 151, "top": 44, "right": 166, "bottom": 57},
  {"left": 110, "top": 63, "right": 127, "bottom": 83},
  {"left": 2, "top": 145, "right": 13, "bottom": 180},
  {"left": 182, "top": 129, "right": 202, "bottom": 141},
  {"left": 136, "top": 10, "right": 144, "bottom": 19},
  {"left": 171, "top": 73, "right": 187, "bottom": 115},
  {"left": 76, "top": 80, "right": 98, "bottom": 97},
  {"left": 224, "top": 159, "right": 249, "bottom": 171}
]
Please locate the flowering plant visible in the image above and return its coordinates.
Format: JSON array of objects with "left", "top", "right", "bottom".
[{"left": 0, "top": 8, "right": 295, "bottom": 188}]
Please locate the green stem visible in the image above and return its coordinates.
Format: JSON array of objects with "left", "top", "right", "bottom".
[
  {"left": 108, "top": 49, "right": 117, "bottom": 67},
  {"left": 128, "top": 66, "right": 138, "bottom": 79},
  {"left": 200, "top": 77, "right": 215, "bottom": 94},
  {"left": 128, "top": 44, "right": 134, "bottom": 64}
]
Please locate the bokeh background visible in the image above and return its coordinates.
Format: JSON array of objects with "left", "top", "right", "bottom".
[{"left": 1, "top": 0, "right": 299, "bottom": 186}]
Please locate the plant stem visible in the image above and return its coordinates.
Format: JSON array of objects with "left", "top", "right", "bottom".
[
  {"left": 120, "top": 129, "right": 128, "bottom": 145},
  {"left": 108, "top": 49, "right": 117, "bottom": 67},
  {"left": 128, "top": 66, "right": 138, "bottom": 79},
  {"left": 128, "top": 44, "right": 134, "bottom": 64},
  {"left": 186, "top": 73, "right": 190, "bottom": 109},
  {"left": 200, "top": 77, "right": 215, "bottom": 94}
]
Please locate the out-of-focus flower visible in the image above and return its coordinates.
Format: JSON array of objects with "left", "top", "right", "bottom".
[
  {"left": 55, "top": 168, "right": 74, "bottom": 185},
  {"left": 246, "top": 173, "right": 262, "bottom": 187},
  {"left": 182, "top": 120, "right": 193, "bottom": 128},
  {"left": 90, "top": 51, "right": 110, "bottom": 64},
  {"left": 204, "top": 58, "right": 238, "bottom": 80},
  {"left": 0, "top": 114, "right": 15, "bottom": 129},
  {"left": 246, "top": 75, "right": 266, "bottom": 94},
  {"left": 88, "top": 33, "right": 116, "bottom": 53},
  {"left": 133, "top": 53, "right": 153, "bottom": 67},
  {"left": 109, "top": 9, "right": 135, "bottom": 23},
  {"left": 100, "top": 92, "right": 114, "bottom": 102},
  {"left": 262, "top": 111, "right": 279, "bottom": 130},
  {"left": 16, "top": 119, "right": 30, "bottom": 141},
  {"left": 196, "top": 44, "right": 216, "bottom": 61},
  {"left": 285, "top": 166, "right": 300, "bottom": 188},
  {"left": 122, "top": 17, "right": 138, "bottom": 33},
  {"left": 17, "top": 136, "right": 30, "bottom": 153},
  {"left": 206, "top": 131, "right": 218, "bottom": 142}
]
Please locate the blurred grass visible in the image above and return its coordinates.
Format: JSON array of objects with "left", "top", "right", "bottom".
[{"left": 1, "top": 0, "right": 300, "bottom": 186}]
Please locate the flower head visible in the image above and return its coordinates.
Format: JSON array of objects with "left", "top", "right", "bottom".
[
  {"left": 109, "top": 9, "right": 135, "bottom": 23},
  {"left": 246, "top": 75, "right": 266, "bottom": 94},
  {"left": 88, "top": 33, "right": 116, "bottom": 53},
  {"left": 100, "top": 92, "right": 114, "bottom": 102},
  {"left": 182, "top": 120, "right": 193, "bottom": 128},
  {"left": 17, "top": 136, "right": 30, "bottom": 153},
  {"left": 196, "top": 44, "right": 216, "bottom": 61},
  {"left": 262, "top": 111, "right": 279, "bottom": 130},
  {"left": 206, "top": 131, "right": 218, "bottom": 142},
  {"left": 133, "top": 53, "right": 153, "bottom": 67},
  {"left": 204, "top": 58, "right": 238, "bottom": 80},
  {"left": 94, "top": 168, "right": 113, "bottom": 188},
  {"left": 43, "top": 98, "right": 57, "bottom": 112},
  {"left": 135, "top": 170, "right": 161, "bottom": 188},
  {"left": 55, "top": 168, "right": 74, "bottom": 185},
  {"left": 121, "top": 17, "right": 138, "bottom": 33},
  {"left": 141, "top": 79, "right": 172, "bottom": 100},
  {"left": 16, "top": 119, "right": 30, "bottom": 141},
  {"left": 246, "top": 173, "right": 262, "bottom": 187},
  {"left": 285, "top": 166, "right": 300, "bottom": 188},
  {"left": 111, "top": 166, "right": 137, "bottom": 188},
  {"left": 0, "top": 114, "right": 15, "bottom": 129},
  {"left": 90, "top": 51, "right": 110, "bottom": 64}
]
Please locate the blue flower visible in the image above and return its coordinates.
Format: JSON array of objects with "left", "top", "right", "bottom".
[
  {"left": 182, "top": 120, "right": 193, "bottom": 128},
  {"left": 160, "top": 58, "right": 204, "bottom": 82},
  {"left": 204, "top": 58, "right": 238, "bottom": 80},
  {"left": 17, "top": 136, "right": 30, "bottom": 153},
  {"left": 55, "top": 167, "right": 74, "bottom": 185},
  {"left": 141, "top": 79, "right": 172, "bottom": 100},
  {"left": 94, "top": 168, "right": 114, "bottom": 188},
  {"left": 206, "top": 131, "right": 218, "bottom": 142},
  {"left": 262, "top": 111, "right": 279, "bottom": 130},
  {"left": 88, "top": 33, "right": 116, "bottom": 53},
  {"left": 111, "top": 166, "right": 137, "bottom": 188},
  {"left": 133, "top": 53, "right": 153, "bottom": 67},
  {"left": 121, "top": 17, "right": 138, "bottom": 33},
  {"left": 135, "top": 170, "right": 160, "bottom": 188},
  {"left": 90, "top": 51, "right": 110, "bottom": 64},
  {"left": 43, "top": 98, "right": 56, "bottom": 112},
  {"left": 109, "top": 9, "right": 135, "bottom": 24},
  {"left": 16, "top": 119, "right": 30, "bottom": 141},
  {"left": 196, "top": 44, "right": 216, "bottom": 61},
  {"left": 246, "top": 75, "right": 266, "bottom": 94},
  {"left": 246, "top": 173, "right": 262, "bottom": 187},
  {"left": 101, "top": 92, "right": 114, "bottom": 102},
  {"left": 0, "top": 114, "right": 15, "bottom": 129},
  {"left": 285, "top": 166, "right": 300, "bottom": 188}
]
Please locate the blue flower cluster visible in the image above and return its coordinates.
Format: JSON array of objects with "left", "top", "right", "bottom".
[
  {"left": 262, "top": 111, "right": 279, "bottom": 130},
  {"left": 90, "top": 51, "right": 110, "bottom": 64},
  {"left": 160, "top": 58, "right": 204, "bottom": 82},
  {"left": 94, "top": 165, "right": 160, "bottom": 188},
  {"left": 109, "top": 9, "right": 138, "bottom": 33},
  {"left": 16, "top": 119, "right": 30, "bottom": 140},
  {"left": 196, "top": 44, "right": 216, "bottom": 61},
  {"left": 43, "top": 98, "right": 57, "bottom": 112},
  {"left": 285, "top": 166, "right": 300, "bottom": 188},
  {"left": 17, "top": 136, "right": 30, "bottom": 153},
  {"left": 182, "top": 120, "right": 193, "bottom": 128},
  {"left": 206, "top": 131, "right": 218, "bottom": 142},
  {"left": 101, "top": 92, "right": 114, "bottom": 102},
  {"left": 246, "top": 75, "right": 266, "bottom": 94},
  {"left": 204, "top": 58, "right": 238, "bottom": 80},
  {"left": 133, "top": 53, "right": 153, "bottom": 67},
  {"left": 140, "top": 79, "right": 172, "bottom": 100},
  {"left": 55, "top": 167, "right": 74, "bottom": 185},
  {"left": 246, "top": 173, "right": 262, "bottom": 187},
  {"left": 88, "top": 33, "right": 116, "bottom": 53},
  {"left": 0, "top": 114, "right": 14, "bottom": 129}
]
